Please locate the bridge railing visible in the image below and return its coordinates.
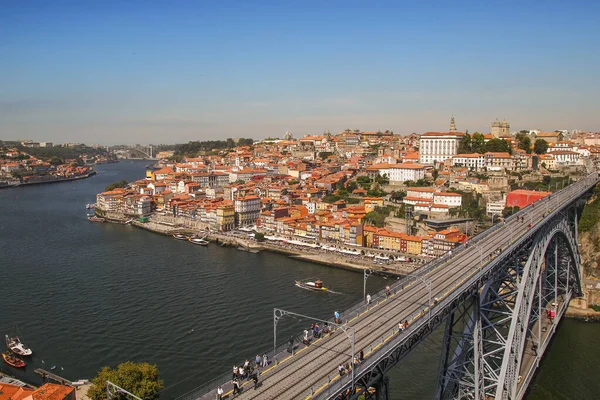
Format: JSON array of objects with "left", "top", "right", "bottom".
[
  {"left": 316, "top": 171, "right": 599, "bottom": 398},
  {"left": 178, "top": 172, "right": 599, "bottom": 400}
]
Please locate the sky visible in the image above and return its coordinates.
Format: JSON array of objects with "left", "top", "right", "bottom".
[{"left": 1, "top": 0, "right": 599, "bottom": 145}]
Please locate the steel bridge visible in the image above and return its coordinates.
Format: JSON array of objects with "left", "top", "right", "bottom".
[{"left": 178, "top": 171, "right": 599, "bottom": 400}]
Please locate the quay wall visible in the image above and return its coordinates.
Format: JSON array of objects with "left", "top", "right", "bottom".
[
  {"left": 0, "top": 171, "right": 97, "bottom": 189},
  {"left": 100, "top": 212, "right": 417, "bottom": 275}
]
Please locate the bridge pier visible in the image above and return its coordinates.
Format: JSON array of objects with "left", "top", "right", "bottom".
[{"left": 374, "top": 375, "right": 389, "bottom": 400}]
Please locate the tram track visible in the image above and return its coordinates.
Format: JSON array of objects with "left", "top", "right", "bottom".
[
  {"left": 213, "top": 177, "right": 597, "bottom": 400},
  {"left": 238, "top": 208, "right": 537, "bottom": 399}
]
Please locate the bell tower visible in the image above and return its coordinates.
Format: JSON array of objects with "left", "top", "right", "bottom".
[{"left": 449, "top": 115, "right": 457, "bottom": 132}]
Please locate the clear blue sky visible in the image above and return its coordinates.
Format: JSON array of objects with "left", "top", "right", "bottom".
[{"left": 1, "top": 0, "right": 599, "bottom": 145}]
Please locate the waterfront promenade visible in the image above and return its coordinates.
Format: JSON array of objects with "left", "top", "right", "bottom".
[{"left": 124, "top": 213, "right": 425, "bottom": 275}]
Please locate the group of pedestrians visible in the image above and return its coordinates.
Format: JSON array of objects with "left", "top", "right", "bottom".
[
  {"left": 398, "top": 319, "right": 409, "bottom": 333},
  {"left": 228, "top": 355, "right": 268, "bottom": 397}
]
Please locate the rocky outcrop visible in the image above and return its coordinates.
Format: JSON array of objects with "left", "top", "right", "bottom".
[{"left": 579, "top": 184, "right": 600, "bottom": 279}]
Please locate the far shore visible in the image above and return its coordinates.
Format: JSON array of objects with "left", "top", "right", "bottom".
[{"left": 0, "top": 170, "right": 97, "bottom": 189}]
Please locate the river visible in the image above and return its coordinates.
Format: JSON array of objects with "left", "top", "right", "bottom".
[{"left": 0, "top": 160, "right": 597, "bottom": 399}]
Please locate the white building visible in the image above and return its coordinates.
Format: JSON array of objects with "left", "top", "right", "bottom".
[
  {"left": 484, "top": 152, "right": 513, "bottom": 171},
  {"left": 486, "top": 199, "right": 506, "bottom": 216},
  {"left": 452, "top": 153, "right": 485, "bottom": 170},
  {"left": 419, "top": 132, "right": 464, "bottom": 165},
  {"left": 234, "top": 195, "right": 261, "bottom": 226},
  {"left": 388, "top": 163, "right": 425, "bottom": 183},
  {"left": 552, "top": 150, "right": 581, "bottom": 166},
  {"left": 433, "top": 192, "right": 462, "bottom": 208}
]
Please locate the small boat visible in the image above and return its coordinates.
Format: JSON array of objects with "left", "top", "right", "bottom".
[
  {"left": 86, "top": 203, "right": 95, "bottom": 209},
  {"left": 189, "top": 238, "right": 209, "bottom": 246},
  {"left": 5, "top": 334, "right": 32, "bottom": 356},
  {"left": 173, "top": 234, "right": 189, "bottom": 240},
  {"left": 2, "top": 352, "right": 26, "bottom": 368},
  {"left": 124, "top": 219, "right": 134, "bottom": 225},
  {"left": 295, "top": 278, "right": 328, "bottom": 292},
  {"left": 87, "top": 216, "right": 105, "bottom": 223}
]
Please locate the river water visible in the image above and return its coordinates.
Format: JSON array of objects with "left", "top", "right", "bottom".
[{"left": 0, "top": 161, "right": 597, "bottom": 399}]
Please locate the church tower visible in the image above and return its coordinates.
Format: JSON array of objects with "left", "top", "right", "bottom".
[{"left": 449, "top": 115, "right": 457, "bottom": 132}]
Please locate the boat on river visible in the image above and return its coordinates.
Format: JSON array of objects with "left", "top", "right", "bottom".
[
  {"left": 87, "top": 216, "right": 105, "bottom": 222},
  {"left": 173, "top": 234, "right": 189, "bottom": 240},
  {"left": 295, "top": 278, "right": 328, "bottom": 292},
  {"left": 5, "top": 334, "right": 32, "bottom": 356},
  {"left": 189, "top": 238, "right": 209, "bottom": 246},
  {"left": 2, "top": 352, "right": 26, "bottom": 368}
]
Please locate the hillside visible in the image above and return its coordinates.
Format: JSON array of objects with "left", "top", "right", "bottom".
[{"left": 579, "top": 184, "right": 600, "bottom": 279}]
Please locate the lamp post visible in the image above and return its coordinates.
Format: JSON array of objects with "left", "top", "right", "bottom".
[
  {"left": 106, "top": 381, "right": 142, "bottom": 400},
  {"left": 414, "top": 275, "right": 432, "bottom": 323},
  {"left": 273, "top": 308, "right": 356, "bottom": 392},
  {"left": 363, "top": 268, "right": 373, "bottom": 302}
]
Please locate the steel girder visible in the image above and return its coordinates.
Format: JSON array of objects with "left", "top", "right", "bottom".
[{"left": 436, "top": 209, "right": 582, "bottom": 400}]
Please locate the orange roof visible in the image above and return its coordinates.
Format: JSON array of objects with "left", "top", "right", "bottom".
[
  {"left": 0, "top": 383, "right": 34, "bottom": 400},
  {"left": 30, "top": 383, "right": 75, "bottom": 400},
  {"left": 390, "top": 163, "right": 425, "bottom": 169}
]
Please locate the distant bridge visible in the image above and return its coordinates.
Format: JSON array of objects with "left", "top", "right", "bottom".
[{"left": 178, "top": 171, "right": 598, "bottom": 400}]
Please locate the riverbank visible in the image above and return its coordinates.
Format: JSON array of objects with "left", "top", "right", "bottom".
[
  {"left": 0, "top": 170, "right": 97, "bottom": 189},
  {"left": 566, "top": 306, "right": 600, "bottom": 322},
  {"left": 122, "top": 217, "right": 417, "bottom": 275}
]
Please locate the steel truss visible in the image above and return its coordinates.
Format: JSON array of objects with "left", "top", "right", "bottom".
[
  {"left": 436, "top": 209, "right": 582, "bottom": 400},
  {"left": 312, "top": 174, "right": 597, "bottom": 400}
]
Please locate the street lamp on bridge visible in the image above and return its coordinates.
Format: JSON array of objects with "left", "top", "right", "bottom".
[
  {"left": 273, "top": 308, "right": 357, "bottom": 392},
  {"left": 106, "top": 381, "right": 142, "bottom": 400}
]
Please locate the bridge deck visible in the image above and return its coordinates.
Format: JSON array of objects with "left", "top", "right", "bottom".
[{"left": 188, "top": 174, "right": 597, "bottom": 400}]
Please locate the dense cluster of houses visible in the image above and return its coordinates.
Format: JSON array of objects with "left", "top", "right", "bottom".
[
  {"left": 0, "top": 148, "right": 93, "bottom": 184},
  {"left": 94, "top": 126, "right": 600, "bottom": 256}
]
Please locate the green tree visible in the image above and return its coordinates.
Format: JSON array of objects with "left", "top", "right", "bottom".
[
  {"left": 485, "top": 138, "right": 512, "bottom": 154},
  {"left": 515, "top": 133, "right": 532, "bottom": 154},
  {"left": 432, "top": 169, "right": 439, "bottom": 180},
  {"left": 346, "top": 181, "right": 358, "bottom": 192},
  {"left": 502, "top": 206, "right": 520, "bottom": 218},
  {"left": 458, "top": 133, "right": 471, "bottom": 153},
  {"left": 255, "top": 232, "right": 265, "bottom": 241},
  {"left": 471, "top": 132, "right": 486, "bottom": 154},
  {"left": 534, "top": 139, "right": 549, "bottom": 155},
  {"left": 88, "top": 362, "right": 163, "bottom": 400},
  {"left": 104, "top": 180, "right": 128, "bottom": 192},
  {"left": 319, "top": 152, "right": 333, "bottom": 160}
]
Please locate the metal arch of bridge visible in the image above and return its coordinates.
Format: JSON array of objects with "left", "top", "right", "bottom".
[
  {"left": 436, "top": 210, "right": 582, "bottom": 400},
  {"left": 313, "top": 172, "right": 597, "bottom": 400}
]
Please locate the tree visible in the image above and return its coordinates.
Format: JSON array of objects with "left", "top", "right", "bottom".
[
  {"left": 88, "top": 362, "right": 163, "bottom": 400},
  {"left": 105, "top": 180, "right": 128, "bottom": 192},
  {"left": 432, "top": 169, "right": 439, "bottom": 180},
  {"left": 515, "top": 133, "right": 532, "bottom": 154},
  {"left": 319, "top": 152, "right": 333, "bottom": 160},
  {"left": 485, "top": 138, "right": 512, "bottom": 154},
  {"left": 534, "top": 139, "right": 549, "bottom": 155},
  {"left": 346, "top": 181, "right": 358, "bottom": 192},
  {"left": 458, "top": 133, "right": 471, "bottom": 154},
  {"left": 502, "top": 206, "right": 520, "bottom": 218},
  {"left": 471, "top": 132, "right": 486, "bottom": 154},
  {"left": 255, "top": 232, "right": 265, "bottom": 241}
]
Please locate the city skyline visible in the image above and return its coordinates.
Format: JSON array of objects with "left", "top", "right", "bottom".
[{"left": 2, "top": 0, "right": 599, "bottom": 145}]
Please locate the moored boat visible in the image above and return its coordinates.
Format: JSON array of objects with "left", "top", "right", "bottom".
[
  {"left": 295, "top": 278, "right": 328, "bottom": 292},
  {"left": 173, "top": 234, "right": 189, "bottom": 240},
  {"left": 189, "top": 238, "right": 209, "bottom": 246},
  {"left": 5, "top": 334, "right": 32, "bottom": 356},
  {"left": 87, "top": 216, "right": 105, "bottom": 222},
  {"left": 2, "top": 352, "right": 26, "bottom": 368}
]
